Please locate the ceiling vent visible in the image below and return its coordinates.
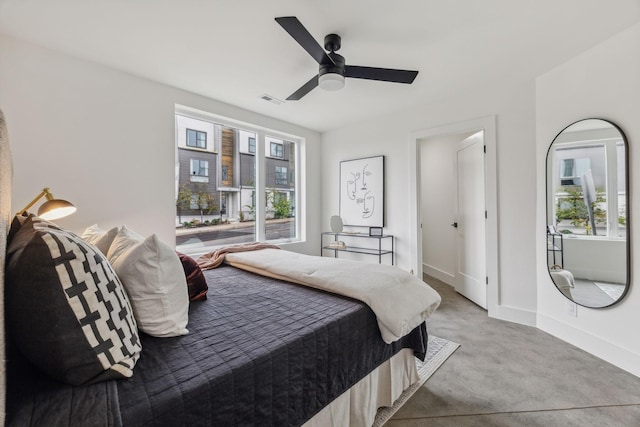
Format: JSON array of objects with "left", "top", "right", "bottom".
[{"left": 260, "top": 94, "right": 284, "bottom": 105}]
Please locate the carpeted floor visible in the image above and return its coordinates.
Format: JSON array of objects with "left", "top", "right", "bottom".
[{"left": 385, "top": 276, "right": 640, "bottom": 426}]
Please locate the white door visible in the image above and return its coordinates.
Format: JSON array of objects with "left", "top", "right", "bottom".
[{"left": 454, "top": 131, "right": 487, "bottom": 309}]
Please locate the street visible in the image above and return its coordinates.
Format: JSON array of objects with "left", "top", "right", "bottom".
[{"left": 176, "top": 219, "right": 296, "bottom": 249}]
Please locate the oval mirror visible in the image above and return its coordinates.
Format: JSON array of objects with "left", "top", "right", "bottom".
[{"left": 546, "top": 118, "right": 630, "bottom": 308}]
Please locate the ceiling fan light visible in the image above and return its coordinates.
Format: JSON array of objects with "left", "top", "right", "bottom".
[{"left": 318, "top": 73, "right": 345, "bottom": 91}]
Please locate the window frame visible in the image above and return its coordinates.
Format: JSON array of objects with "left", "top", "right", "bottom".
[
  {"left": 186, "top": 128, "right": 207, "bottom": 149},
  {"left": 270, "top": 142, "right": 284, "bottom": 158},
  {"left": 190, "top": 158, "right": 209, "bottom": 177},
  {"left": 275, "top": 165, "right": 288, "bottom": 185},
  {"left": 176, "top": 107, "right": 304, "bottom": 252},
  {"left": 552, "top": 139, "right": 623, "bottom": 239},
  {"left": 189, "top": 158, "right": 209, "bottom": 183}
]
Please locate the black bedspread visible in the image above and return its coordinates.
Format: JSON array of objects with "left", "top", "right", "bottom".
[{"left": 7, "top": 265, "right": 428, "bottom": 427}]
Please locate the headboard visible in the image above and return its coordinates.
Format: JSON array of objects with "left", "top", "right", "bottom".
[{"left": 0, "top": 108, "right": 12, "bottom": 425}]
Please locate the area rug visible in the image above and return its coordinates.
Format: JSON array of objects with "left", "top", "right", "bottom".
[
  {"left": 372, "top": 335, "right": 460, "bottom": 426},
  {"left": 594, "top": 282, "right": 625, "bottom": 301}
]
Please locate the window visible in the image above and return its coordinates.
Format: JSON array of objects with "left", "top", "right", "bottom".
[
  {"left": 190, "top": 159, "right": 209, "bottom": 183},
  {"left": 176, "top": 111, "right": 300, "bottom": 251},
  {"left": 186, "top": 129, "right": 206, "bottom": 149},
  {"left": 560, "top": 158, "right": 591, "bottom": 186},
  {"left": 553, "top": 142, "right": 624, "bottom": 237},
  {"left": 265, "top": 138, "right": 296, "bottom": 240},
  {"left": 275, "top": 166, "right": 288, "bottom": 185},
  {"left": 189, "top": 194, "right": 204, "bottom": 210},
  {"left": 270, "top": 142, "right": 283, "bottom": 158}
]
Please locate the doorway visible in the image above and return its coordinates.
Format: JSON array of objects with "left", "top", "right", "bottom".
[{"left": 409, "top": 116, "right": 498, "bottom": 315}]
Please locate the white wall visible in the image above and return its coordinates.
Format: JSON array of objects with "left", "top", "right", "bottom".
[
  {"left": 536, "top": 22, "right": 640, "bottom": 377},
  {"left": 562, "top": 238, "right": 626, "bottom": 284},
  {"left": 322, "top": 78, "right": 538, "bottom": 323},
  {"left": 0, "top": 35, "right": 322, "bottom": 255}
]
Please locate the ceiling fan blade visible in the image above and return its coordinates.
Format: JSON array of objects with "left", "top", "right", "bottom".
[
  {"left": 275, "top": 17, "right": 334, "bottom": 65},
  {"left": 286, "top": 75, "right": 319, "bottom": 101},
  {"left": 345, "top": 66, "right": 418, "bottom": 84}
]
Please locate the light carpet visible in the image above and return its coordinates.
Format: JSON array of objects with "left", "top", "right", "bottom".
[
  {"left": 594, "top": 281, "right": 625, "bottom": 301},
  {"left": 373, "top": 335, "right": 460, "bottom": 426}
]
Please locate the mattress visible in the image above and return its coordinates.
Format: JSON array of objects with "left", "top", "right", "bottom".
[{"left": 7, "top": 264, "right": 427, "bottom": 426}]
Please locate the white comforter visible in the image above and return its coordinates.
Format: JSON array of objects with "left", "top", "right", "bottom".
[{"left": 225, "top": 249, "right": 441, "bottom": 344}]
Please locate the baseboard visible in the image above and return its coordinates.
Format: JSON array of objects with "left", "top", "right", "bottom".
[
  {"left": 422, "top": 263, "right": 454, "bottom": 286},
  {"left": 493, "top": 304, "right": 537, "bottom": 327},
  {"left": 537, "top": 313, "right": 640, "bottom": 378}
]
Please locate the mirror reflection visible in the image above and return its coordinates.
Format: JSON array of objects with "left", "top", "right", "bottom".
[{"left": 546, "top": 119, "right": 629, "bottom": 308}]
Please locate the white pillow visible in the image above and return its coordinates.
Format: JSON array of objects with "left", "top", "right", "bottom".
[
  {"left": 106, "top": 226, "right": 144, "bottom": 264},
  {"left": 81, "top": 224, "right": 105, "bottom": 244},
  {"left": 81, "top": 224, "right": 119, "bottom": 255},
  {"left": 109, "top": 229, "right": 189, "bottom": 337}
]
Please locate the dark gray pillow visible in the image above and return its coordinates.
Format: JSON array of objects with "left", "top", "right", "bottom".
[{"left": 5, "top": 215, "right": 142, "bottom": 385}]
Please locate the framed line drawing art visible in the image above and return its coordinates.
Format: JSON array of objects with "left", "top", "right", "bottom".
[{"left": 340, "top": 155, "right": 384, "bottom": 227}]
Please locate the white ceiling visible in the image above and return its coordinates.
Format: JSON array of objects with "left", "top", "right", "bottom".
[{"left": 1, "top": 0, "right": 639, "bottom": 132}]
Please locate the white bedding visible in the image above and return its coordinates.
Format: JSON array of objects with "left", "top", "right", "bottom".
[
  {"left": 226, "top": 248, "right": 441, "bottom": 344},
  {"left": 303, "top": 348, "right": 418, "bottom": 427}
]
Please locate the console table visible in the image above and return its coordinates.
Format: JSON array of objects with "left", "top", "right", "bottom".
[
  {"left": 321, "top": 232, "right": 394, "bottom": 265},
  {"left": 547, "top": 231, "right": 564, "bottom": 268}
]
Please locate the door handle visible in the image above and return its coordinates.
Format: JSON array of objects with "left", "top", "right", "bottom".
[{"left": 451, "top": 222, "right": 458, "bottom": 228}]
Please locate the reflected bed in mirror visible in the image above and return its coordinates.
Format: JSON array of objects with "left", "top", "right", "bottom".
[{"left": 546, "top": 118, "right": 630, "bottom": 308}]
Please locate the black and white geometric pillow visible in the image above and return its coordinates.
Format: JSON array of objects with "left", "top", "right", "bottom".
[{"left": 5, "top": 215, "right": 141, "bottom": 385}]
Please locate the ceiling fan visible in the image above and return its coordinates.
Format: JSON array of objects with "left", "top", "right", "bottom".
[{"left": 275, "top": 16, "right": 419, "bottom": 101}]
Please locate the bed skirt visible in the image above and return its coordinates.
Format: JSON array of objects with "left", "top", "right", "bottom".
[{"left": 304, "top": 348, "right": 418, "bottom": 427}]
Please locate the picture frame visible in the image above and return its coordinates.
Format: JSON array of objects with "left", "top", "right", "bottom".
[
  {"left": 340, "top": 155, "right": 384, "bottom": 227},
  {"left": 369, "top": 227, "right": 383, "bottom": 237}
]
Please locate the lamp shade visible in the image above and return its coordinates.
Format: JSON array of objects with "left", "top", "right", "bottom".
[
  {"left": 38, "top": 199, "right": 77, "bottom": 220},
  {"left": 318, "top": 73, "right": 345, "bottom": 91},
  {"left": 17, "top": 187, "right": 77, "bottom": 221}
]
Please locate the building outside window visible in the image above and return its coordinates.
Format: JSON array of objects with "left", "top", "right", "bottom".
[
  {"left": 190, "top": 159, "right": 209, "bottom": 182},
  {"left": 189, "top": 194, "right": 209, "bottom": 210},
  {"left": 176, "top": 111, "right": 301, "bottom": 251},
  {"left": 186, "top": 129, "right": 207, "bottom": 149},
  {"left": 270, "top": 142, "right": 283, "bottom": 158}
]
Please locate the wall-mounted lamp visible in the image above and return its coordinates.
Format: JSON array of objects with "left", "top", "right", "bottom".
[{"left": 16, "top": 187, "right": 76, "bottom": 220}]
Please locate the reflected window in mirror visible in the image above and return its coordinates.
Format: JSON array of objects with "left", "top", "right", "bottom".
[{"left": 546, "top": 118, "right": 629, "bottom": 308}]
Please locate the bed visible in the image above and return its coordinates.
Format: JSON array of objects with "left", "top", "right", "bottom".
[{"left": 0, "top": 108, "right": 440, "bottom": 427}]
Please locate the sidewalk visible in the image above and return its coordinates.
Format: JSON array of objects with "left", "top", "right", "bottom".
[{"left": 176, "top": 218, "right": 294, "bottom": 236}]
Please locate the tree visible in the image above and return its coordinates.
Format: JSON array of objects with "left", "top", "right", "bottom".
[
  {"left": 243, "top": 190, "right": 256, "bottom": 220},
  {"left": 191, "top": 183, "right": 217, "bottom": 223},
  {"left": 555, "top": 186, "right": 606, "bottom": 234},
  {"left": 177, "top": 183, "right": 217, "bottom": 224},
  {"left": 176, "top": 184, "right": 192, "bottom": 224},
  {"left": 267, "top": 188, "right": 292, "bottom": 219}
]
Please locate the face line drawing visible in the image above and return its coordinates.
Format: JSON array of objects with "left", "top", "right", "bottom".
[
  {"left": 342, "top": 158, "right": 382, "bottom": 224},
  {"left": 361, "top": 164, "right": 371, "bottom": 190},
  {"left": 363, "top": 190, "right": 375, "bottom": 218}
]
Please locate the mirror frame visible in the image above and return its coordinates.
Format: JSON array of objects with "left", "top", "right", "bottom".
[{"left": 545, "top": 118, "right": 631, "bottom": 308}]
